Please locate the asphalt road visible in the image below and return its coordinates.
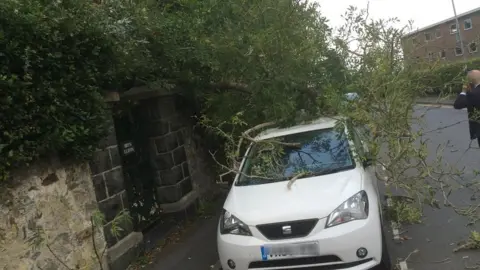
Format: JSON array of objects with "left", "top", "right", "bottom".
[
  {"left": 152, "top": 104, "right": 480, "bottom": 270},
  {"left": 386, "top": 105, "right": 480, "bottom": 270}
]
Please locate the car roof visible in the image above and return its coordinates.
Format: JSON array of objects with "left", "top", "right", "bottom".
[{"left": 254, "top": 116, "right": 343, "bottom": 141}]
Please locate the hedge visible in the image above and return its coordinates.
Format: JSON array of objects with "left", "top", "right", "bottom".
[
  {"left": 414, "top": 58, "right": 480, "bottom": 96},
  {"left": 0, "top": 1, "right": 123, "bottom": 181}
]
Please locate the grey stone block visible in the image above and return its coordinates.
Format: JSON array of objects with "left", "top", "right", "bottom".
[
  {"left": 107, "top": 232, "right": 143, "bottom": 270},
  {"left": 90, "top": 149, "right": 111, "bottom": 175},
  {"left": 181, "top": 177, "right": 193, "bottom": 195},
  {"left": 98, "top": 194, "right": 123, "bottom": 222},
  {"left": 146, "top": 97, "right": 176, "bottom": 121},
  {"left": 182, "top": 162, "right": 190, "bottom": 178},
  {"left": 98, "top": 126, "right": 117, "bottom": 149},
  {"left": 92, "top": 174, "right": 107, "bottom": 201},
  {"left": 155, "top": 132, "right": 178, "bottom": 153},
  {"left": 110, "top": 146, "right": 121, "bottom": 167},
  {"left": 105, "top": 168, "right": 125, "bottom": 196},
  {"left": 172, "top": 146, "right": 187, "bottom": 165},
  {"left": 176, "top": 130, "right": 184, "bottom": 145},
  {"left": 156, "top": 184, "right": 179, "bottom": 204},
  {"left": 155, "top": 177, "right": 193, "bottom": 204},
  {"left": 169, "top": 115, "right": 184, "bottom": 132},
  {"left": 121, "top": 190, "right": 130, "bottom": 209},
  {"left": 148, "top": 121, "right": 170, "bottom": 136},
  {"left": 154, "top": 165, "right": 183, "bottom": 186},
  {"left": 151, "top": 152, "right": 175, "bottom": 170}
]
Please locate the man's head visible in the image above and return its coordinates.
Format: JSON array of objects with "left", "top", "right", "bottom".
[{"left": 467, "top": 70, "right": 480, "bottom": 86}]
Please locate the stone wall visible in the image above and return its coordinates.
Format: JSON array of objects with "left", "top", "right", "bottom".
[
  {"left": 182, "top": 117, "right": 217, "bottom": 200},
  {"left": 0, "top": 159, "right": 107, "bottom": 270},
  {"left": 90, "top": 115, "right": 133, "bottom": 248},
  {"left": 90, "top": 113, "right": 142, "bottom": 270},
  {"left": 0, "top": 91, "right": 216, "bottom": 270},
  {"left": 144, "top": 96, "right": 195, "bottom": 209}
]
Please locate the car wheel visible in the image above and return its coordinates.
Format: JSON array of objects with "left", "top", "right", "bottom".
[{"left": 372, "top": 228, "right": 392, "bottom": 270}]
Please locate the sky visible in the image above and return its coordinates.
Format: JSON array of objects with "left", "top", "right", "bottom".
[{"left": 315, "top": 0, "right": 479, "bottom": 33}]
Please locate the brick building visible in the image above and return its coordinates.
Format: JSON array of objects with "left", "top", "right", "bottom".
[{"left": 402, "top": 7, "right": 480, "bottom": 63}]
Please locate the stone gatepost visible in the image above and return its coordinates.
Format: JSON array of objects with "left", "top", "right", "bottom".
[{"left": 89, "top": 92, "right": 143, "bottom": 270}]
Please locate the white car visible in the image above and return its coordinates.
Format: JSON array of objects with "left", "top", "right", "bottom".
[{"left": 217, "top": 117, "right": 391, "bottom": 270}]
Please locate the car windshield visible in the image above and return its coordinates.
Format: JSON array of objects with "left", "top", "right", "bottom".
[{"left": 236, "top": 127, "right": 356, "bottom": 186}]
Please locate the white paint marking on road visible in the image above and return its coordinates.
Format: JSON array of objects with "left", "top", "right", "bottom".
[{"left": 399, "top": 260, "right": 409, "bottom": 270}]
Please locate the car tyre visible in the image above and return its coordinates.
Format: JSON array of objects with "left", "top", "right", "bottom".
[{"left": 372, "top": 228, "right": 392, "bottom": 270}]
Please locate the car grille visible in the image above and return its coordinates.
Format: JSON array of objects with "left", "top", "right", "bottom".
[
  {"left": 256, "top": 218, "right": 319, "bottom": 240},
  {"left": 248, "top": 257, "right": 372, "bottom": 269}
]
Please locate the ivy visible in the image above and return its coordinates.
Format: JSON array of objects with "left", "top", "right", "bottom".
[{"left": 0, "top": 0, "right": 119, "bottom": 181}]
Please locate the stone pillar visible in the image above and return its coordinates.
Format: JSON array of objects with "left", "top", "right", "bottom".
[
  {"left": 89, "top": 92, "right": 143, "bottom": 270},
  {"left": 143, "top": 95, "right": 198, "bottom": 213}
]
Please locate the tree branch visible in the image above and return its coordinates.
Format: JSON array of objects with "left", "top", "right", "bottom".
[{"left": 210, "top": 81, "right": 251, "bottom": 94}]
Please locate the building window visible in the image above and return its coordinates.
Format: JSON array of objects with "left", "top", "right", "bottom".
[
  {"left": 455, "top": 46, "right": 463, "bottom": 56},
  {"left": 435, "top": 28, "right": 442, "bottom": 38},
  {"left": 450, "top": 23, "right": 458, "bottom": 34},
  {"left": 464, "top": 18, "right": 472, "bottom": 30},
  {"left": 412, "top": 37, "right": 417, "bottom": 45},
  {"left": 469, "top": 42, "right": 478, "bottom": 53},
  {"left": 427, "top": 52, "right": 436, "bottom": 61},
  {"left": 439, "top": 49, "right": 446, "bottom": 59},
  {"left": 425, "top": 32, "right": 432, "bottom": 41}
]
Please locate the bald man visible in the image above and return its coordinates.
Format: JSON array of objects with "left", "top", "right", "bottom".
[{"left": 453, "top": 70, "right": 480, "bottom": 147}]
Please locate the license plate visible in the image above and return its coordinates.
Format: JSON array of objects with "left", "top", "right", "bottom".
[{"left": 260, "top": 241, "right": 319, "bottom": 261}]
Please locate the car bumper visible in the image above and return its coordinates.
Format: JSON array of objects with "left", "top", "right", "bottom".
[{"left": 217, "top": 213, "right": 383, "bottom": 270}]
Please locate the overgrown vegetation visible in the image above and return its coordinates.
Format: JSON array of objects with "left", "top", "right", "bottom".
[
  {"left": 0, "top": 0, "right": 115, "bottom": 181},
  {"left": 2, "top": 0, "right": 480, "bottom": 262},
  {"left": 384, "top": 197, "right": 422, "bottom": 225},
  {"left": 414, "top": 58, "right": 480, "bottom": 96},
  {"left": 0, "top": 0, "right": 347, "bottom": 182}
]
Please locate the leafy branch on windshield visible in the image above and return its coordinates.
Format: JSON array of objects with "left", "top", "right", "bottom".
[{"left": 197, "top": 1, "right": 479, "bottom": 260}]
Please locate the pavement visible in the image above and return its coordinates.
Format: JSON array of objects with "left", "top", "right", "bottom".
[
  {"left": 146, "top": 102, "right": 480, "bottom": 270},
  {"left": 143, "top": 194, "right": 224, "bottom": 270},
  {"left": 416, "top": 96, "right": 455, "bottom": 106}
]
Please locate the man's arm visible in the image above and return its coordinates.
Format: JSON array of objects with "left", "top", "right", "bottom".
[{"left": 453, "top": 91, "right": 468, "bottom": 109}]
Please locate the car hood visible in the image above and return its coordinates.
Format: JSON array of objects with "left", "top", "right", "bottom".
[{"left": 223, "top": 168, "right": 364, "bottom": 225}]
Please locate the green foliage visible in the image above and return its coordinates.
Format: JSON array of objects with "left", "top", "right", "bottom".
[
  {"left": 0, "top": 0, "right": 349, "bottom": 182},
  {"left": 0, "top": 0, "right": 120, "bottom": 181},
  {"left": 453, "top": 231, "right": 480, "bottom": 252},
  {"left": 385, "top": 197, "right": 422, "bottom": 225},
  {"left": 190, "top": 0, "right": 346, "bottom": 126},
  {"left": 413, "top": 58, "right": 480, "bottom": 96}
]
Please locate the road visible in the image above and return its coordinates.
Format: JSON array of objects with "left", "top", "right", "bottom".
[
  {"left": 385, "top": 105, "right": 480, "bottom": 270},
  {"left": 151, "top": 104, "right": 480, "bottom": 270}
]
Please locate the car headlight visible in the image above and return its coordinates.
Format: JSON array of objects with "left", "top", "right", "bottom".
[
  {"left": 325, "top": 190, "right": 369, "bottom": 228},
  {"left": 220, "top": 210, "right": 252, "bottom": 236}
]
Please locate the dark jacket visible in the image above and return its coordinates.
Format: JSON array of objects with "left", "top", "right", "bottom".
[{"left": 453, "top": 84, "right": 480, "bottom": 140}]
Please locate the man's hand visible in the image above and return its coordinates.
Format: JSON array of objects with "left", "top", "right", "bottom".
[{"left": 462, "top": 83, "right": 472, "bottom": 94}]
